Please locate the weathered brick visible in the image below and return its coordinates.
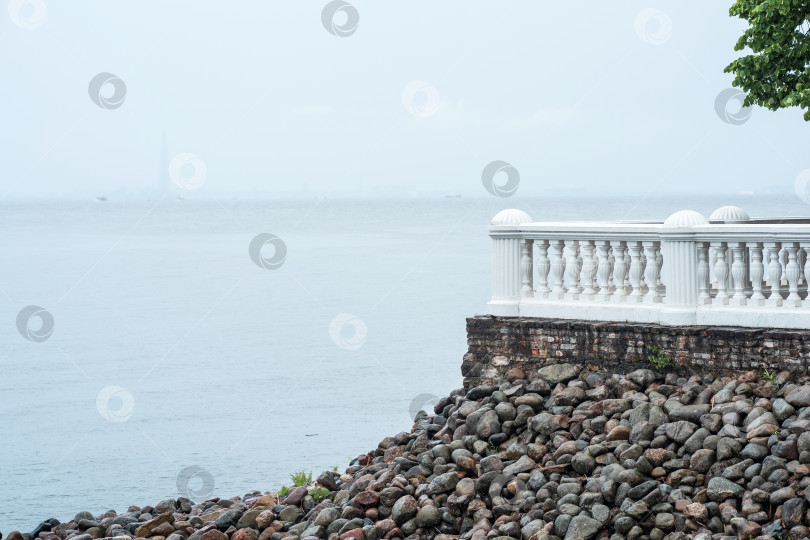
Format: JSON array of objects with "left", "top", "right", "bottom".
[{"left": 462, "top": 316, "right": 810, "bottom": 388}]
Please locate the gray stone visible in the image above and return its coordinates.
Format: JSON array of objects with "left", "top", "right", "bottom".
[
  {"left": 427, "top": 472, "right": 459, "bottom": 495},
  {"left": 563, "top": 515, "right": 601, "bottom": 540},
  {"left": 571, "top": 452, "right": 596, "bottom": 475},
  {"left": 477, "top": 409, "right": 501, "bottom": 439},
  {"left": 740, "top": 443, "right": 769, "bottom": 460},
  {"left": 313, "top": 508, "right": 340, "bottom": 527},
  {"left": 502, "top": 455, "right": 535, "bottom": 476},
  {"left": 455, "top": 477, "right": 476, "bottom": 497},
  {"left": 772, "top": 398, "right": 795, "bottom": 422},
  {"left": 413, "top": 505, "right": 441, "bottom": 528},
  {"left": 786, "top": 385, "right": 810, "bottom": 407},
  {"left": 628, "top": 403, "right": 651, "bottom": 426},
  {"left": 665, "top": 421, "right": 697, "bottom": 443},
  {"left": 521, "top": 519, "right": 545, "bottom": 540},
  {"left": 591, "top": 504, "right": 610, "bottom": 525},
  {"left": 215, "top": 509, "right": 243, "bottom": 530},
  {"left": 654, "top": 513, "right": 675, "bottom": 530},
  {"left": 707, "top": 477, "right": 744, "bottom": 501},
  {"left": 236, "top": 509, "right": 263, "bottom": 529},
  {"left": 630, "top": 421, "right": 656, "bottom": 444},
  {"left": 690, "top": 449, "right": 715, "bottom": 473},
  {"left": 669, "top": 405, "right": 710, "bottom": 423},
  {"left": 770, "top": 487, "right": 795, "bottom": 505},
  {"left": 782, "top": 497, "right": 805, "bottom": 528},
  {"left": 627, "top": 369, "right": 656, "bottom": 388},
  {"left": 279, "top": 506, "right": 303, "bottom": 523},
  {"left": 716, "top": 437, "right": 742, "bottom": 461},
  {"left": 538, "top": 363, "right": 578, "bottom": 385},
  {"left": 391, "top": 495, "right": 418, "bottom": 524},
  {"left": 683, "top": 427, "right": 710, "bottom": 453},
  {"left": 761, "top": 455, "right": 786, "bottom": 479}
]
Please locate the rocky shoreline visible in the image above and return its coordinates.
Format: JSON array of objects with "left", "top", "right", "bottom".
[{"left": 8, "top": 364, "right": 810, "bottom": 540}]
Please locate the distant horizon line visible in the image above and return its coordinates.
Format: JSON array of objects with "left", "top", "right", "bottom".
[{"left": 0, "top": 190, "right": 798, "bottom": 203}]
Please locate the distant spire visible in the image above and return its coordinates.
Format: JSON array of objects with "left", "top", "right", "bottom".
[{"left": 159, "top": 130, "right": 170, "bottom": 192}]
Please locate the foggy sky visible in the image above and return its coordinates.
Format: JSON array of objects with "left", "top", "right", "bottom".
[{"left": 2, "top": 1, "right": 808, "bottom": 199}]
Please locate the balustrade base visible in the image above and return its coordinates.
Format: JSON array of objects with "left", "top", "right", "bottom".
[{"left": 499, "top": 299, "right": 810, "bottom": 330}]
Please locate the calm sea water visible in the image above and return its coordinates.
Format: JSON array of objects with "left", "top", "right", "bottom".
[{"left": 0, "top": 194, "right": 804, "bottom": 531}]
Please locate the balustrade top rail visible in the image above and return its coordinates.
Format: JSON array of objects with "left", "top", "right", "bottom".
[{"left": 487, "top": 206, "right": 810, "bottom": 329}]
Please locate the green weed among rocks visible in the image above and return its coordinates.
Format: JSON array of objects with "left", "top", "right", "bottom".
[
  {"left": 290, "top": 470, "right": 312, "bottom": 487},
  {"left": 645, "top": 345, "right": 674, "bottom": 369}
]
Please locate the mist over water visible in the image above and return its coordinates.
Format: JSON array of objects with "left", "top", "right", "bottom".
[{"left": 0, "top": 194, "right": 804, "bottom": 531}]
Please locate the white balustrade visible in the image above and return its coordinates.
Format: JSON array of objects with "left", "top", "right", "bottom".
[{"left": 487, "top": 207, "right": 810, "bottom": 329}]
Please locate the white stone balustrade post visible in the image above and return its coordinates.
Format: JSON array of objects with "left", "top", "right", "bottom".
[
  {"left": 488, "top": 209, "right": 533, "bottom": 316},
  {"left": 661, "top": 211, "right": 706, "bottom": 319},
  {"left": 534, "top": 239, "right": 551, "bottom": 297}
]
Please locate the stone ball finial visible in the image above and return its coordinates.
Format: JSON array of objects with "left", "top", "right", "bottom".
[
  {"left": 491, "top": 209, "right": 533, "bottom": 226},
  {"left": 709, "top": 205, "right": 750, "bottom": 223},
  {"left": 663, "top": 210, "right": 709, "bottom": 228}
]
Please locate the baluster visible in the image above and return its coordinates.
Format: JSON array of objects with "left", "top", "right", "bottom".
[
  {"left": 643, "top": 241, "right": 662, "bottom": 303},
  {"left": 520, "top": 239, "right": 534, "bottom": 298},
  {"left": 697, "top": 242, "right": 711, "bottom": 304},
  {"left": 785, "top": 242, "right": 801, "bottom": 306},
  {"left": 607, "top": 249, "right": 615, "bottom": 292},
  {"left": 802, "top": 243, "right": 810, "bottom": 306},
  {"left": 549, "top": 239, "right": 566, "bottom": 299},
  {"left": 655, "top": 247, "right": 665, "bottom": 294},
  {"left": 534, "top": 239, "right": 551, "bottom": 297},
  {"left": 580, "top": 240, "right": 597, "bottom": 297},
  {"left": 780, "top": 247, "right": 788, "bottom": 286},
  {"left": 766, "top": 242, "right": 783, "bottom": 306},
  {"left": 743, "top": 246, "right": 753, "bottom": 296},
  {"left": 627, "top": 241, "right": 644, "bottom": 302},
  {"left": 564, "top": 240, "right": 581, "bottom": 300},
  {"left": 611, "top": 241, "right": 628, "bottom": 301},
  {"left": 624, "top": 250, "right": 631, "bottom": 292},
  {"left": 725, "top": 245, "right": 734, "bottom": 294},
  {"left": 595, "top": 241, "right": 612, "bottom": 300},
  {"left": 640, "top": 248, "right": 649, "bottom": 294},
  {"left": 748, "top": 242, "right": 765, "bottom": 305},
  {"left": 712, "top": 241, "right": 729, "bottom": 304},
  {"left": 729, "top": 242, "right": 747, "bottom": 305}
]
